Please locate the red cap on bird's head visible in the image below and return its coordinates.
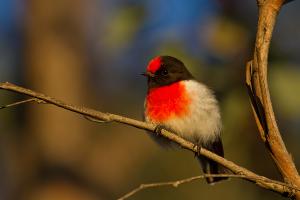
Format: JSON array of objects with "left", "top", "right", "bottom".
[{"left": 146, "top": 56, "right": 162, "bottom": 74}]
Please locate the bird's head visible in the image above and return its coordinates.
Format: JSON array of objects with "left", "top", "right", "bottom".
[{"left": 142, "top": 56, "right": 193, "bottom": 89}]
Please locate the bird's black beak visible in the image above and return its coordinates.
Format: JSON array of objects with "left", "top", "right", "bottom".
[{"left": 141, "top": 71, "right": 155, "bottom": 78}]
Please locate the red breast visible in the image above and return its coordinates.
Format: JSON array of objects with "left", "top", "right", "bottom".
[{"left": 145, "top": 81, "right": 191, "bottom": 123}]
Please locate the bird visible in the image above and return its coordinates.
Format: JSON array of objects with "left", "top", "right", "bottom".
[{"left": 143, "top": 55, "right": 228, "bottom": 184}]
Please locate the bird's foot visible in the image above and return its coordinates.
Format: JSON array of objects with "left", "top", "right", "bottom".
[
  {"left": 193, "top": 143, "right": 202, "bottom": 157},
  {"left": 154, "top": 125, "right": 165, "bottom": 136}
]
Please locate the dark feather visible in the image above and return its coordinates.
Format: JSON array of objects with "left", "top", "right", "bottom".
[{"left": 197, "top": 136, "right": 229, "bottom": 184}]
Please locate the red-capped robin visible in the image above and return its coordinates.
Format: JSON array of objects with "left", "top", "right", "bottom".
[{"left": 143, "top": 56, "right": 227, "bottom": 184}]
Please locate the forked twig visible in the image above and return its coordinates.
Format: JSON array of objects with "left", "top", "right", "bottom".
[{"left": 247, "top": 0, "right": 300, "bottom": 198}]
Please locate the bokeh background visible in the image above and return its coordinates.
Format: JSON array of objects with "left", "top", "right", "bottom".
[{"left": 0, "top": 0, "right": 300, "bottom": 199}]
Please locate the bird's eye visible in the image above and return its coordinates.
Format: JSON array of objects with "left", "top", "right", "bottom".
[{"left": 161, "top": 68, "right": 168, "bottom": 76}]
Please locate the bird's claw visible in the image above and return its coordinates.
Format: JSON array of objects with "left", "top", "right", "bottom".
[
  {"left": 193, "top": 144, "right": 202, "bottom": 157},
  {"left": 154, "top": 125, "right": 165, "bottom": 136}
]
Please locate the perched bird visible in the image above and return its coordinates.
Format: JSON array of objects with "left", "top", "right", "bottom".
[{"left": 143, "top": 56, "right": 227, "bottom": 184}]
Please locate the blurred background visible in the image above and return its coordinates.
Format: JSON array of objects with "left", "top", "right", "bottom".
[{"left": 0, "top": 0, "right": 300, "bottom": 199}]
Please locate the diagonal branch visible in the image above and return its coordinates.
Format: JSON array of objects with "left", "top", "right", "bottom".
[
  {"left": 0, "top": 82, "right": 298, "bottom": 198},
  {"left": 247, "top": 0, "right": 300, "bottom": 197}
]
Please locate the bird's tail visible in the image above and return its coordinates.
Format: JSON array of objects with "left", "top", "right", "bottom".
[{"left": 197, "top": 137, "right": 229, "bottom": 184}]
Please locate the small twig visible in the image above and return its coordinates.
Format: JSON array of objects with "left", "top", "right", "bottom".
[
  {"left": 245, "top": 61, "right": 267, "bottom": 142},
  {"left": 0, "top": 98, "right": 45, "bottom": 110},
  {"left": 118, "top": 174, "right": 300, "bottom": 200},
  {"left": 118, "top": 174, "right": 233, "bottom": 200}
]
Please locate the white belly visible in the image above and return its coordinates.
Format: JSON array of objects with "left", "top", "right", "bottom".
[{"left": 145, "top": 80, "right": 222, "bottom": 145}]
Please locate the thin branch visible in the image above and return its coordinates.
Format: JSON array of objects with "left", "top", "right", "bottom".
[
  {"left": 0, "top": 98, "right": 45, "bottom": 110},
  {"left": 118, "top": 174, "right": 300, "bottom": 200},
  {"left": 248, "top": 0, "right": 300, "bottom": 198},
  {"left": 0, "top": 82, "right": 298, "bottom": 198}
]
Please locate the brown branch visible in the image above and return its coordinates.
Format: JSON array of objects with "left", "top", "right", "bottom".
[
  {"left": 247, "top": 0, "right": 300, "bottom": 198},
  {"left": 118, "top": 174, "right": 300, "bottom": 200},
  {"left": 0, "top": 82, "right": 298, "bottom": 198}
]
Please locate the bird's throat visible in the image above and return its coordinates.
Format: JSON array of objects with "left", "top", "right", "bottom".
[{"left": 146, "top": 82, "right": 190, "bottom": 122}]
